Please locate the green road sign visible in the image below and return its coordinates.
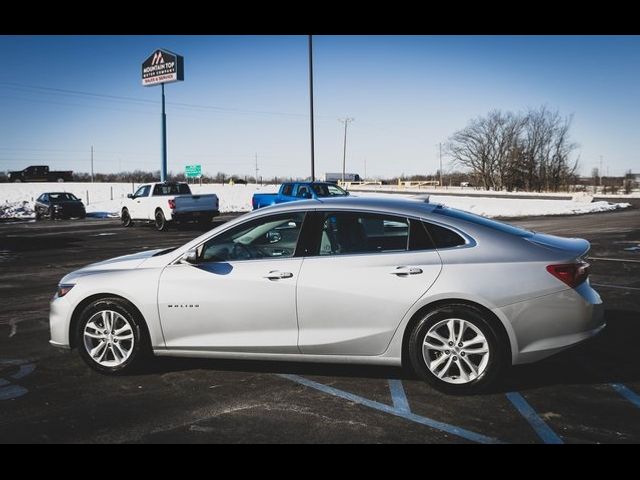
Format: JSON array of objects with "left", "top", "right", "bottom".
[{"left": 185, "top": 165, "right": 202, "bottom": 178}]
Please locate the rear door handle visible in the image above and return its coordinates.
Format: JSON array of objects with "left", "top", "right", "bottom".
[
  {"left": 263, "top": 271, "right": 294, "bottom": 280},
  {"left": 391, "top": 266, "right": 423, "bottom": 276}
]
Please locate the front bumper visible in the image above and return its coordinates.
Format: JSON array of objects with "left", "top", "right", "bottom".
[
  {"left": 49, "top": 295, "right": 73, "bottom": 349},
  {"left": 498, "top": 282, "right": 605, "bottom": 365}
]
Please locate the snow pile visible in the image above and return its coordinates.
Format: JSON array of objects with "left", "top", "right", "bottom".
[
  {"left": 381, "top": 193, "right": 630, "bottom": 218},
  {"left": 0, "top": 201, "right": 35, "bottom": 219},
  {"left": 0, "top": 182, "right": 631, "bottom": 220}
]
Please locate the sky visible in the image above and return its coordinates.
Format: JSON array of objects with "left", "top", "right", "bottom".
[{"left": 0, "top": 35, "right": 639, "bottom": 179}]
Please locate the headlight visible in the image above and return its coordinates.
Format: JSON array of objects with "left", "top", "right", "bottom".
[{"left": 57, "top": 284, "right": 75, "bottom": 297}]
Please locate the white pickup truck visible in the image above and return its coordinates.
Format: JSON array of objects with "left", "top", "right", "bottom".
[{"left": 121, "top": 182, "right": 219, "bottom": 231}]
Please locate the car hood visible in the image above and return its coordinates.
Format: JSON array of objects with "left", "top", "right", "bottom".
[{"left": 60, "top": 249, "right": 164, "bottom": 283}]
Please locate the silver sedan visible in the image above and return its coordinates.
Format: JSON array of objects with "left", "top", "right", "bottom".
[{"left": 49, "top": 196, "right": 604, "bottom": 394}]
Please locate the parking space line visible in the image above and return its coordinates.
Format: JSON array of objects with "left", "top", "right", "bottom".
[
  {"left": 591, "top": 283, "right": 640, "bottom": 291},
  {"left": 506, "top": 392, "right": 563, "bottom": 444},
  {"left": 610, "top": 384, "right": 640, "bottom": 409},
  {"left": 388, "top": 379, "right": 411, "bottom": 413},
  {"left": 589, "top": 257, "right": 640, "bottom": 264},
  {"left": 279, "top": 374, "right": 503, "bottom": 444}
]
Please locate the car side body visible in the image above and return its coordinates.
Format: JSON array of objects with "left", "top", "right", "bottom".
[{"left": 50, "top": 196, "right": 604, "bottom": 392}]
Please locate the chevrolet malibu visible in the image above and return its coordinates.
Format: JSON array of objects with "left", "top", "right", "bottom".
[{"left": 49, "top": 196, "right": 604, "bottom": 394}]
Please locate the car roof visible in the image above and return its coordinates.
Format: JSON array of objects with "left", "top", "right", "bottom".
[
  {"left": 250, "top": 195, "right": 439, "bottom": 218},
  {"left": 43, "top": 192, "right": 75, "bottom": 195}
]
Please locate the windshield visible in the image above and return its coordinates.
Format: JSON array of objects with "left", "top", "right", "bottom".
[
  {"left": 49, "top": 193, "right": 79, "bottom": 202},
  {"left": 311, "top": 183, "right": 348, "bottom": 197},
  {"left": 153, "top": 183, "right": 191, "bottom": 196},
  {"left": 432, "top": 205, "right": 533, "bottom": 237}
]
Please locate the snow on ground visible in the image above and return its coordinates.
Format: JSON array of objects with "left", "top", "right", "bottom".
[{"left": 0, "top": 182, "right": 630, "bottom": 220}]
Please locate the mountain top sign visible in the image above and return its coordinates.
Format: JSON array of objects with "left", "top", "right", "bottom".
[{"left": 142, "top": 49, "right": 184, "bottom": 86}]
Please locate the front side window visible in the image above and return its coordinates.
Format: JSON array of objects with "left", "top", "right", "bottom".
[
  {"left": 133, "top": 185, "right": 150, "bottom": 198},
  {"left": 311, "top": 184, "right": 348, "bottom": 197},
  {"left": 296, "top": 186, "right": 311, "bottom": 198},
  {"left": 319, "top": 212, "right": 409, "bottom": 256},
  {"left": 198, "top": 212, "right": 305, "bottom": 262}
]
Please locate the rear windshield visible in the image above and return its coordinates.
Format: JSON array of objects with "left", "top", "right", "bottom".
[
  {"left": 49, "top": 193, "right": 79, "bottom": 202},
  {"left": 432, "top": 206, "right": 533, "bottom": 237},
  {"left": 153, "top": 183, "right": 191, "bottom": 196},
  {"left": 311, "top": 183, "right": 348, "bottom": 197}
]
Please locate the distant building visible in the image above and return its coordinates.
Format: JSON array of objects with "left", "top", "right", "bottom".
[{"left": 625, "top": 172, "right": 640, "bottom": 188}]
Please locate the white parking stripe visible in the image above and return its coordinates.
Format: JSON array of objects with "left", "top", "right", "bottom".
[
  {"left": 589, "top": 257, "right": 640, "bottom": 264},
  {"left": 592, "top": 283, "right": 640, "bottom": 291}
]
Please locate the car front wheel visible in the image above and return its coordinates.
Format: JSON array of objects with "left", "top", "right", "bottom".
[
  {"left": 76, "top": 297, "right": 149, "bottom": 374},
  {"left": 408, "top": 304, "right": 506, "bottom": 394},
  {"left": 121, "top": 208, "right": 133, "bottom": 227}
]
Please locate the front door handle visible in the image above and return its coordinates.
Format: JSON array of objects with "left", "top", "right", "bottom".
[
  {"left": 391, "top": 266, "right": 423, "bottom": 276},
  {"left": 263, "top": 271, "right": 294, "bottom": 280}
]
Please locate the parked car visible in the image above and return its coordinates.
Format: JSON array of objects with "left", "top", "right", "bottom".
[
  {"left": 35, "top": 192, "right": 86, "bottom": 220},
  {"left": 121, "top": 182, "right": 219, "bottom": 231},
  {"left": 252, "top": 181, "right": 349, "bottom": 209},
  {"left": 49, "top": 196, "right": 603, "bottom": 394},
  {"left": 9, "top": 165, "right": 73, "bottom": 183}
]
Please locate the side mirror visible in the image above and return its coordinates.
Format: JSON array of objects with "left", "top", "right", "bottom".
[
  {"left": 344, "top": 191, "right": 350, "bottom": 196},
  {"left": 301, "top": 191, "right": 312, "bottom": 199},
  {"left": 127, "top": 194, "right": 134, "bottom": 199},
  {"left": 179, "top": 248, "right": 198, "bottom": 265}
]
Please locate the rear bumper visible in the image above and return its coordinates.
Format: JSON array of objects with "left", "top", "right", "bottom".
[
  {"left": 497, "top": 282, "right": 605, "bottom": 365},
  {"left": 171, "top": 210, "right": 220, "bottom": 221}
]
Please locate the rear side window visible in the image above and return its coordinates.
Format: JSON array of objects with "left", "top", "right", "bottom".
[
  {"left": 153, "top": 184, "right": 191, "bottom": 195},
  {"left": 424, "top": 222, "right": 466, "bottom": 248},
  {"left": 319, "top": 212, "right": 409, "bottom": 256},
  {"left": 282, "top": 184, "right": 293, "bottom": 196},
  {"left": 409, "top": 220, "right": 436, "bottom": 251}
]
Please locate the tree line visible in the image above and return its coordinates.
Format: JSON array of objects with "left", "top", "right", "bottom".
[{"left": 446, "top": 106, "right": 580, "bottom": 192}]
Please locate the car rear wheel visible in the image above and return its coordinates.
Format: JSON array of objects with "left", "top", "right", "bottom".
[
  {"left": 76, "top": 297, "right": 150, "bottom": 374},
  {"left": 35, "top": 208, "right": 42, "bottom": 220},
  {"left": 155, "top": 210, "right": 169, "bottom": 231},
  {"left": 408, "top": 304, "right": 506, "bottom": 394},
  {"left": 121, "top": 208, "right": 133, "bottom": 227}
]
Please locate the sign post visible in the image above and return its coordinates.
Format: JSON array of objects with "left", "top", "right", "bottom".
[{"left": 141, "top": 49, "right": 184, "bottom": 182}]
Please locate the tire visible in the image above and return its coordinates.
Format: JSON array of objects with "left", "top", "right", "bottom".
[
  {"left": 154, "top": 209, "right": 169, "bottom": 231},
  {"left": 48, "top": 208, "right": 56, "bottom": 220},
  {"left": 13, "top": 179, "right": 22, "bottom": 183},
  {"left": 35, "top": 209, "right": 42, "bottom": 220},
  {"left": 75, "top": 297, "right": 150, "bottom": 375},
  {"left": 408, "top": 304, "right": 506, "bottom": 395},
  {"left": 57, "top": 178, "right": 64, "bottom": 183},
  {"left": 121, "top": 208, "right": 133, "bottom": 227}
]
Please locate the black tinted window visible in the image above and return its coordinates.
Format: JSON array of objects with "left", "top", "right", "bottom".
[
  {"left": 409, "top": 220, "right": 436, "bottom": 251},
  {"left": 153, "top": 183, "right": 191, "bottom": 195},
  {"left": 319, "top": 212, "right": 409, "bottom": 256},
  {"left": 311, "top": 184, "right": 348, "bottom": 197},
  {"left": 282, "top": 184, "right": 293, "bottom": 196},
  {"left": 424, "top": 222, "right": 466, "bottom": 248}
]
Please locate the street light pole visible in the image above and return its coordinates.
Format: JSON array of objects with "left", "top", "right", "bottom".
[
  {"left": 340, "top": 117, "right": 354, "bottom": 184},
  {"left": 308, "top": 35, "right": 315, "bottom": 182},
  {"left": 161, "top": 83, "right": 167, "bottom": 182},
  {"left": 90, "top": 145, "right": 94, "bottom": 183}
]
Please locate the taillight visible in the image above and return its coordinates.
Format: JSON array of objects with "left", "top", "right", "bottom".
[
  {"left": 546, "top": 262, "right": 590, "bottom": 288},
  {"left": 168, "top": 199, "right": 176, "bottom": 210}
]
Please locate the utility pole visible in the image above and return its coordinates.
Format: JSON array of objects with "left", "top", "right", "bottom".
[
  {"left": 439, "top": 142, "right": 443, "bottom": 188},
  {"left": 364, "top": 158, "right": 367, "bottom": 180},
  {"left": 308, "top": 35, "right": 315, "bottom": 182},
  {"left": 90, "top": 145, "right": 94, "bottom": 183},
  {"left": 600, "top": 155, "right": 604, "bottom": 186},
  {"left": 339, "top": 117, "right": 355, "bottom": 183},
  {"left": 255, "top": 153, "right": 259, "bottom": 185}
]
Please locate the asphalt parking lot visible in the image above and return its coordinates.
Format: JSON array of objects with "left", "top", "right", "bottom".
[{"left": 1, "top": 209, "right": 639, "bottom": 443}]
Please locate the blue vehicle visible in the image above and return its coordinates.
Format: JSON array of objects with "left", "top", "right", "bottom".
[{"left": 252, "top": 182, "right": 349, "bottom": 210}]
